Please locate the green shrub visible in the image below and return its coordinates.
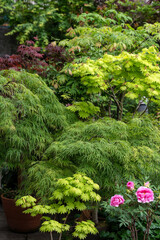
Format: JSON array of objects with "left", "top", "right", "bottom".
[
  {"left": 0, "top": 70, "right": 72, "bottom": 169},
  {"left": 26, "top": 117, "right": 160, "bottom": 198}
]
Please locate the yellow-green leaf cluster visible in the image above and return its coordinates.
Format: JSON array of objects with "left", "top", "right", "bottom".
[
  {"left": 72, "top": 46, "right": 160, "bottom": 104},
  {"left": 67, "top": 101, "right": 100, "bottom": 119},
  {"left": 40, "top": 220, "right": 70, "bottom": 233},
  {"left": 16, "top": 174, "right": 100, "bottom": 239},
  {"left": 73, "top": 220, "right": 98, "bottom": 239}
]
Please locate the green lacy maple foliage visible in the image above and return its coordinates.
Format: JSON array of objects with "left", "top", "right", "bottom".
[
  {"left": 25, "top": 117, "right": 160, "bottom": 198},
  {"left": 0, "top": 70, "right": 74, "bottom": 169},
  {"left": 67, "top": 101, "right": 100, "bottom": 119}
]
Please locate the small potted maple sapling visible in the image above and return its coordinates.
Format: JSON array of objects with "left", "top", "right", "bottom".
[{"left": 16, "top": 173, "right": 101, "bottom": 240}]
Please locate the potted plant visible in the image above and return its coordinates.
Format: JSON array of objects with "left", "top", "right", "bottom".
[
  {"left": 16, "top": 173, "right": 101, "bottom": 240},
  {"left": 0, "top": 69, "right": 71, "bottom": 232},
  {"left": 1, "top": 191, "right": 41, "bottom": 232}
]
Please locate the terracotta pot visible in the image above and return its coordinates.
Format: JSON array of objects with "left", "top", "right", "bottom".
[{"left": 1, "top": 193, "right": 41, "bottom": 233}]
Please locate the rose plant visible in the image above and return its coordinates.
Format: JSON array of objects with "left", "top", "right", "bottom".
[{"left": 101, "top": 180, "right": 160, "bottom": 240}]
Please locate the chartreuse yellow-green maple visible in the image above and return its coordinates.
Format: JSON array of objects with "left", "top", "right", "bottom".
[
  {"left": 70, "top": 46, "right": 160, "bottom": 119},
  {"left": 16, "top": 173, "right": 101, "bottom": 240}
]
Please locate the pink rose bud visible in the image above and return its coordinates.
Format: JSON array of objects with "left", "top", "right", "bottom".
[
  {"left": 66, "top": 103, "right": 72, "bottom": 107},
  {"left": 110, "top": 195, "right": 125, "bottom": 207},
  {"left": 136, "top": 186, "right": 154, "bottom": 203},
  {"left": 144, "top": 182, "right": 150, "bottom": 188},
  {"left": 127, "top": 181, "right": 134, "bottom": 190}
]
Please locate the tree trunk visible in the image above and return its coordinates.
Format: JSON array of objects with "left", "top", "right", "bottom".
[
  {"left": 108, "top": 99, "right": 112, "bottom": 118},
  {"left": 118, "top": 93, "right": 125, "bottom": 121},
  {"left": 92, "top": 203, "right": 99, "bottom": 225}
]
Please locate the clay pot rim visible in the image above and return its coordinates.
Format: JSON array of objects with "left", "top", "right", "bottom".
[
  {"left": 1, "top": 191, "right": 17, "bottom": 201},
  {"left": 1, "top": 192, "right": 41, "bottom": 205}
]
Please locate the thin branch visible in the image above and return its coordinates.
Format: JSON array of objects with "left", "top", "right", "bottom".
[
  {"left": 140, "top": 99, "right": 150, "bottom": 117},
  {"left": 105, "top": 79, "right": 121, "bottom": 110},
  {"left": 88, "top": 135, "right": 103, "bottom": 141},
  {"left": 105, "top": 89, "right": 121, "bottom": 110},
  {"left": 131, "top": 37, "right": 150, "bottom": 54},
  {"left": 132, "top": 101, "right": 142, "bottom": 118},
  {"left": 58, "top": 232, "right": 62, "bottom": 240},
  {"left": 58, "top": 214, "right": 69, "bottom": 240},
  {"left": 3, "top": 79, "right": 16, "bottom": 87},
  {"left": 108, "top": 99, "right": 112, "bottom": 118},
  {"left": 119, "top": 91, "right": 126, "bottom": 121}
]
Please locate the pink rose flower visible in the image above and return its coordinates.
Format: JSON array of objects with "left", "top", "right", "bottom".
[
  {"left": 110, "top": 195, "right": 125, "bottom": 207},
  {"left": 136, "top": 186, "right": 154, "bottom": 203},
  {"left": 127, "top": 181, "right": 134, "bottom": 190}
]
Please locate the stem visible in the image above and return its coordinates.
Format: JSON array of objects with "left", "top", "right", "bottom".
[
  {"left": 64, "top": 214, "right": 69, "bottom": 224},
  {"left": 92, "top": 203, "right": 99, "bottom": 225},
  {"left": 135, "top": 226, "right": 138, "bottom": 240},
  {"left": 133, "top": 219, "right": 138, "bottom": 240},
  {"left": 131, "top": 37, "right": 149, "bottom": 54},
  {"left": 3, "top": 79, "right": 16, "bottom": 87},
  {"left": 146, "top": 220, "right": 152, "bottom": 240},
  {"left": 50, "top": 232, "right": 53, "bottom": 240},
  {"left": 143, "top": 210, "right": 149, "bottom": 240},
  {"left": 0, "top": 169, "right": 2, "bottom": 189},
  {"left": 58, "top": 214, "right": 69, "bottom": 240},
  {"left": 140, "top": 100, "right": 150, "bottom": 117},
  {"left": 132, "top": 218, "right": 137, "bottom": 240},
  {"left": 143, "top": 206, "right": 155, "bottom": 240},
  {"left": 108, "top": 99, "right": 112, "bottom": 118},
  {"left": 128, "top": 217, "right": 138, "bottom": 240},
  {"left": 110, "top": 86, "right": 121, "bottom": 111},
  {"left": 88, "top": 135, "right": 103, "bottom": 141},
  {"left": 119, "top": 92, "right": 125, "bottom": 121},
  {"left": 58, "top": 232, "right": 62, "bottom": 240},
  {"left": 132, "top": 101, "right": 141, "bottom": 118},
  {"left": 131, "top": 224, "right": 136, "bottom": 240},
  {"left": 105, "top": 80, "right": 121, "bottom": 112}
]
